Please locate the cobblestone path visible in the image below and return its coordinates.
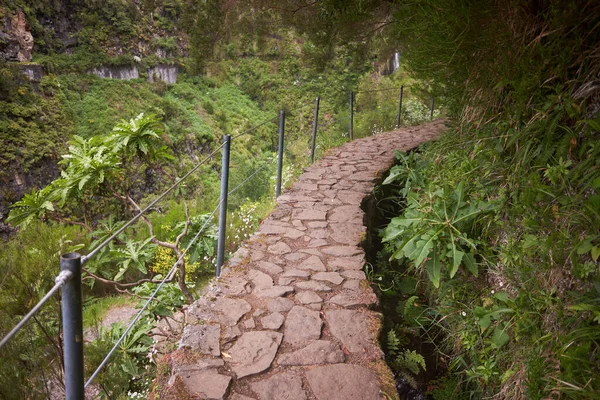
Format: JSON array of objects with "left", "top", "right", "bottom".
[{"left": 161, "top": 120, "right": 447, "bottom": 400}]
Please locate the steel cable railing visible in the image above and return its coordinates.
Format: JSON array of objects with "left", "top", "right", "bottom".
[
  {"left": 84, "top": 201, "right": 222, "bottom": 388},
  {"left": 0, "top": 86, "right": 436, "bottom": 399},
  {"left": 83, "top": 142, "right": 227, "bottom": 263},
  {"left": 0, "top": 270, "right": 72, "bottom": 349}
]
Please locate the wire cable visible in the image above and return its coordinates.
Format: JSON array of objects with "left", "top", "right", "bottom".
[
  {"left": 84, "top": 202, "right": 221, "bottom": 388},
  {"left": 228, "top": 157, "right": 276, "bottom": 197},
  {"left": 0, "top": 270, "right": 73, "bottom": 350},
  {"left": 83, "top": 142, "right": 226, "bottom": 263},
  {"left": 231, "top": 116, "right": 278, "bottom": 140},
  {"left": 354, "top": 87, "right": 400, "bottom": 94}
]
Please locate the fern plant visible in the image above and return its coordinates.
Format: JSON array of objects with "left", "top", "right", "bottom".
[{"left": 387, "top": 329, "right": 426, "bottom": 389}]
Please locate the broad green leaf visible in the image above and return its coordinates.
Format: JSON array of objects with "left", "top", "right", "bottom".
[
  {"left": 592, "top": 246, "right": 600, "bottom": 261},
  {"left": 425, "top": 251, "right": 442, "bottom": 288},
  {"left": 463, "top": 252, "right": 478, "bottom": 277},
  {"left": 451, "top": 181, "right": 465, "bottom": 218},
  {"left": 114, "top": 268, "right": 127, "bottom": 281},
  {"left": 413, "top": 229, "right": 442, "bottom": 267},
  {"left": 493, "top": 291, "right": 511, "bottom": 303},
  {"left": 491, "top": 326, "right": 510, "bottom": 348}
]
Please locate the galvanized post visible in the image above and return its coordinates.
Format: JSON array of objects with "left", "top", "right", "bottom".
[
  {"left": 349, "top": 91, "right": 354, "bottom": 140},
  {"left": 60, "top": 252, "right": 84, "bottom": 400},
  {"left": 275, "top": 110, "right": 285, "bottom": 198},
  {"left": 310, "top": 97, "right": 320, "bottom": 163},
  {"left": 396, "top": 85, "right": 404, "bottom": 128},
  {"left": 216, "top": 134, "right": 231, "bottom": 277},
  {"left": 430, "top": 96, "right": 435, "bottom": 120}
]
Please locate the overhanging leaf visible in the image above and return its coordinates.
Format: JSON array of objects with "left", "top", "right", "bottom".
[{"left": 463, "top": 252, "right": 478, "bottom": 277}]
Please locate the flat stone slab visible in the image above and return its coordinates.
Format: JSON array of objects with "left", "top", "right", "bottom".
[
  {"left": 295, "top": 291, "right": 322, "bottom": 305},
  {"left": 261, "top": 312, "right": 285, "bottom": 330},
  {"left": 214, "top": 298, "right": 252, "bottom": 326},
  {"left": 228, "top": 331, "right": 283, "bottom": 378},
  {"left": 295, "top": 281, "right": 332, "bottom": 292},
  {"left": 306, "top": 364, "right": 380, "bottom": 400},
  {"left": 328, "top": 256, "right": 364, "bottom": 271},
  {"left": 321, "top": 246, "right": 363, "bottom": 257},
  {"left": 268, "top": 241, "right": 292, "bottom": 255},
  {"left": 254, "top": 285, "right": 294, "bottom": 298},
  {"left": 278, "top": 340, "right": 345, "bottom": 366},
  {"left": 292, "top": 209, "right": 327, "bottom": 220},
  {"left": 281, "top": 269, "right": 311, "bottom": 279},
  {"left": 267, "top": 297, "right": 294, "bottom": 312},
  {"left": 297, "top": 255, "right": 326, "bottom": 271},
  {"left": 329, "top": 291, "right": 377, "bottom": 308},
  {"left": 175, "top": 369, "right": 231, "bottom": 400},
  {"left": 313, "top": 271, "right": 344, "bottom": 285},
  {"left": 255, "top": 261, "right": 284, "bottom": 275},
  {"left": 250, "top": 373, "right": 307, "bottom": 400},
  {"left": 219, "top": 277, "right": 250, "bottom": 296},
  {"left": 179, "top": 324, "right": 220, "bottom": 356},
  {"left": 284, "top": 306, "right": 323, "bottom": 346},
  {"left": 284, "top": 228, "right": 306, "bottom": 239},
  {"left": 248, "top": 269, "right": 274, "bottom": 289},
  {"left": 326, "top": 310, "right": 375, "bottom": 353}
]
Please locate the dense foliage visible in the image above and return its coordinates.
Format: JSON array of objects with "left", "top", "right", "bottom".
[{"left": 355, "top": 1, "right": 600, "bottom": 398}]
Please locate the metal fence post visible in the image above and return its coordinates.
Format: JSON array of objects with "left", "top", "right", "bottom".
[
  {"left": 310, "top": 97, "right": 320, "bottom": 163},
  {"left": 60, "top": 252, "right": 84, "bottom": 400},
  {"left": 396, "top": 85, "right": 404, "bottom": 128},
  {"left": 216, "top": 134, "right": 231, "bottom": 277},
  {"left": 430, "top": 96, "right": 435, "bottom": 120},
  {"left": 275, "top": 110, "right": 285, "bottom": 198},
  {"left": 349, "top": 91, "right": 354, "bottom": 140}
]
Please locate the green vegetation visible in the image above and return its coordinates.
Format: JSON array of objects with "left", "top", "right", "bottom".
[
  {"left": 4, "top": 0, "right": 597, "bottom": 399},
  {"left": 363, "top": 1, "right": 600, "bottom": 398}
]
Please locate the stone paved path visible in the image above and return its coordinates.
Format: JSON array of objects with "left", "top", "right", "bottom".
[{"left": 160, "top": 121, "right": 446, "bottom": 400}]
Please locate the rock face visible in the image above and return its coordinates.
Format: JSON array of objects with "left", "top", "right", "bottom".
[
  {"left": 93, "top": 65, "right": 140, "bottom": 80},
  {"left": 162, "top": 121, "right": 447, "bottom": 399},
  {"left": 147, "top": 64, "right": 178, "bottom": 84},
  {"left": 1, "top": 10, "right": 33, "bottom": 62}
]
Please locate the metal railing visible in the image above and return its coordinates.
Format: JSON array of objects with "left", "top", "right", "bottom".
[{"left": 0, "top": 86, "right": 436, "bottom": 399}]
